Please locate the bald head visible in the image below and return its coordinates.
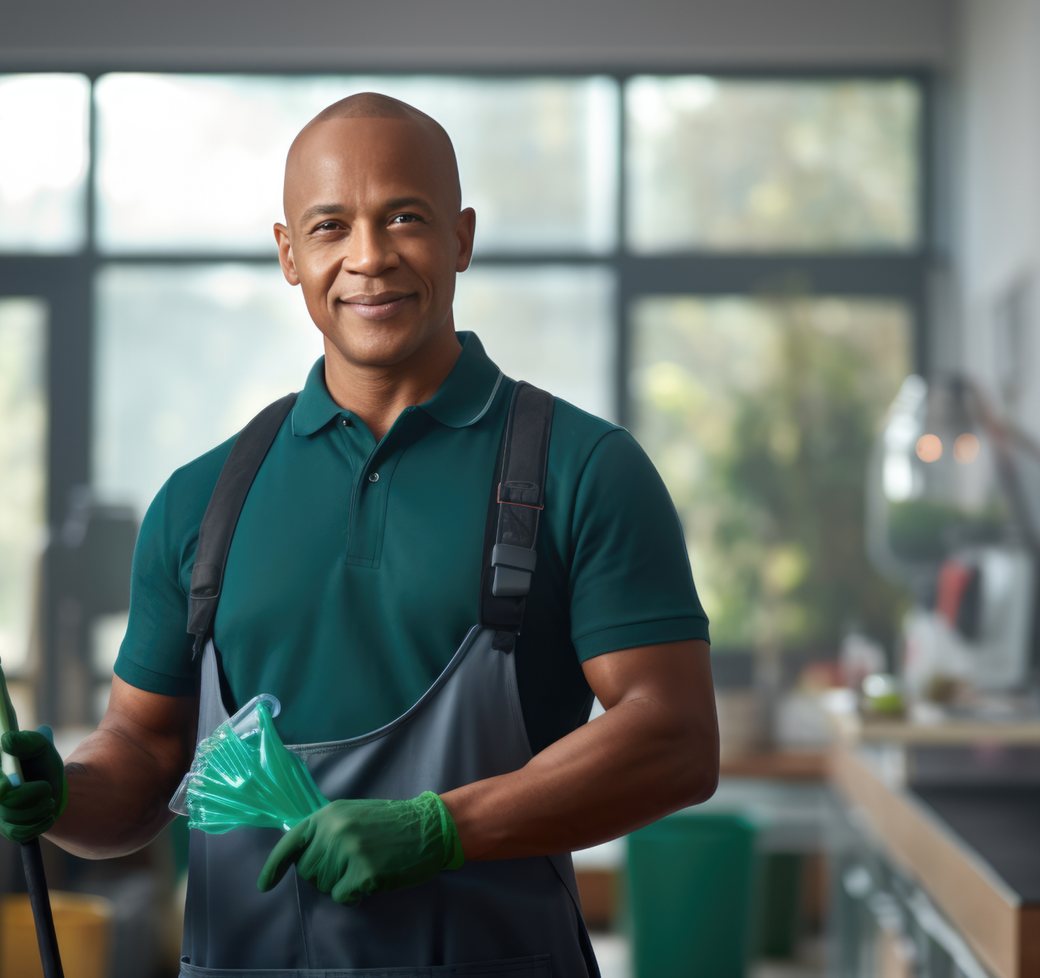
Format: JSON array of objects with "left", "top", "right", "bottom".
[
  {"left": 309, "top": 91, "right": 443, "bottom": 128},
  {"left": 285, "top": 93, "right": 461, "bottom": 212},
  {"left": 273, "top": 91, "right": 477, "bottom": 378}
]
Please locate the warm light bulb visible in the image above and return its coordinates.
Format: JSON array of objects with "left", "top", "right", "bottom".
[
  {"left": 916, "top": 434, "right": 943, "bottom": 463},
  {"left": 954, "top": 433, "right": 980, "bottom": 464}
]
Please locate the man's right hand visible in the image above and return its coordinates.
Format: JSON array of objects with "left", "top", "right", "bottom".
[{"left": 0, "top": 727, "right": 66, "bottom": 844}]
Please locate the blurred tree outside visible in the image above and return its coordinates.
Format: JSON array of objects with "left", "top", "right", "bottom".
[
  {"left": 632, "top": 288, "right": 911, "bottom": 657},
  {"left": 627, "top": 77, "right": 920, "bottom": 252}
]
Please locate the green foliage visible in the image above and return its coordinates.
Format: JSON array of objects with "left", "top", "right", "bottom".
[
  {"left": 711, "top": 296, "right": 908, "bottom": 651},
  {"left": 632, "top": 290, "right": 911, "bottom": 654},
  {"left": 628, "top": 78, "right": 920, "bottom": 251},
  {"left": 887, "top": 498, "right": 1006, "bottom": 562}
]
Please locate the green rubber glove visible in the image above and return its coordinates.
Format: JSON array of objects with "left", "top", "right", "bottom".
[
  {"left": 0, "top": 726, "right": 68, "bottom": 843},
  {"left": 257, "top": 791, "right": 464, "bottom": 904}
]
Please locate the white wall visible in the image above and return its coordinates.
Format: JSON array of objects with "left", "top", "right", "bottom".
[
  {"left": 1, "top": 0, "right": 951, "bottom": 71},
  {"left": 952, "top": 0, "right": 1040, "bottom": 438}
]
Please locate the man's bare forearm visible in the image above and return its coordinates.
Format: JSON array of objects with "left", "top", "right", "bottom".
[
  {"left": 47, "top": 729, "right": 178, "bottom": 858},
  {"left": 44, "top": 677, "right": 197, "bottom": 860},
  {"left": 442, "top": 639, "right": 718, "bottom": 861}
]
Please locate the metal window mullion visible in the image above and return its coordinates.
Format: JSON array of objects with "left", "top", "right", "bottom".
[
  {"left": 86, "top": 71, "right": 100, "bottom": 257},
  {"left": 615, "top": 72, "right": 631, "bottom": 428},
  {"left": 97, "top": 251, "right": 621, "bottom": 266},
  {"left": 619, "top": 254, "right": 928, "bottom": 299}
]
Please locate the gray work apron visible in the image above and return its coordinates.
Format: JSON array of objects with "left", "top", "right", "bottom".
[{"left": 179, "top": 626, "right": 599, "bottom": 977}]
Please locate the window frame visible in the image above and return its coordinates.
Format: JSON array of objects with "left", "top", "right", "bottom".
[
  {"left": 0, "top": 65, "right": 935, "bottom": 714},
  {"left": 0, "top": 62, "right": 937, "bottom": 528}
]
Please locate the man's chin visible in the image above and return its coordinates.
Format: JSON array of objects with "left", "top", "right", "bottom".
[{"left": 321, "top": 323, "right": 442, "bottom": 371}]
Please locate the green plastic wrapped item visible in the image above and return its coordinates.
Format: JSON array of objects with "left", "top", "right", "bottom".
[{"left": 169, "top": 695, "right": 328, "bottom": 834}]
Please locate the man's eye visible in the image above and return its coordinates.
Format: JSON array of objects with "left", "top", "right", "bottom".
[
  {"left": 391, "top": 214, "right": 420, "bottom": 225},
  {"left": 315, "top": 221, "right": 341, "bottom": 232}
]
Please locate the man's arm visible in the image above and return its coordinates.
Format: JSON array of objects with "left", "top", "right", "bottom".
[
  {"left": 441, "top": 638, "right": 718, "bottom": 860},
  {"left": 257, "top": 638, "right": 716, "bottom": 900},
  {"left": 44, "top": 676, "right": 197, "bottom": 860}
]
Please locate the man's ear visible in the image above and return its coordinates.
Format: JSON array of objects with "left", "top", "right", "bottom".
[
  {"left": 455, "top": 208, "right": 476, "bottom": 273},
  {"left": 274, "top": 223, "right": 300, "bottom": 285}
]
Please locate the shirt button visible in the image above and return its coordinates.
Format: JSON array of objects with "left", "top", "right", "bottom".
[
  {"left": 368, "top": 473, "right": 379, "bottom": 482},
  {"left": 341, "top": 418, "right": 352, "bottom": 427}
]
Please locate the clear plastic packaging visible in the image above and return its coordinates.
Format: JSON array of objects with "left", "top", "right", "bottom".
[{"left": 169, "top": 695, "right": 328, "bottom": 834}]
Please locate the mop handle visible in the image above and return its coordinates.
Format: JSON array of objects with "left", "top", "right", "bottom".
[
  {"left": 0, "top": 662, "right": 64, "bottom": 978},
  {"left": 21, "top": 840, "right": 64, "bottom": 978}
]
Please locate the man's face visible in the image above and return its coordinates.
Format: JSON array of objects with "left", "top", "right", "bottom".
[{"left": 275, "top": 117, "right": 475, "bottom": 371}]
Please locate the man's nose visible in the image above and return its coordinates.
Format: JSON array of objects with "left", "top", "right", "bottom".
[{"left": 342, "top": 222, "right": 399, "bottom": 276}]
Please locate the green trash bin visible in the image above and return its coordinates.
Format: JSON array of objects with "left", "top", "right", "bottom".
[{"left": 628, "top": 813, "right": 757, "bottom": 978}]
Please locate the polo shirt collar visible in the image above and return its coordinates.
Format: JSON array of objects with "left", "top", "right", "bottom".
[
  {"left": 418, "top": 331, "right": 504, "bottom": 428},
  {"left": 291, "top": 358, "right": 343, "bottom": 437},
  {"left": 291, "top": 331, "right": 503, "bottom": 437}
]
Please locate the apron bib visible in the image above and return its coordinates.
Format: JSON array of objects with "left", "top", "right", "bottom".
[
  {"left": 180, "top": 629, "right": 596, "bottom": 976},
  {"left": 177, "top": 383, "right": 598, "bottom": 977}
]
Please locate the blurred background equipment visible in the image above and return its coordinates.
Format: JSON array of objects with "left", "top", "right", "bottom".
[
  {"left": 868, "top": 374, "right": 1040, "bottom": 703},
  {"left": 39, "top": 490, "right": 138, "bottom": 728}
]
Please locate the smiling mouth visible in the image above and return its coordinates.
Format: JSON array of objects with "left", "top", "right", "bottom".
[{"left": 341, "top": 293, "right": 414, "bottom": 321}]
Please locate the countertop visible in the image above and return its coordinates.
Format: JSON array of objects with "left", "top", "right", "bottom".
[
  {"left": 831, "top": 741, "right": 1040, "bottom": 978},
  {"left": 912, "top": 785, "right": 1040, "bottom": 905}
]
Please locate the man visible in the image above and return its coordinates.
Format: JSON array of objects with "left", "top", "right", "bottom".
[{"left": 0, "top": 94, "right": 718, "bottom": 975}]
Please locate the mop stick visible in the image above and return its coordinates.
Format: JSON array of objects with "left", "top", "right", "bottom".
[
  {"left": 20, "top": 839, "right": 63, "bottom": 978},
  {"left": 0, "top": 661, "right": 64, "bottom": 978}
]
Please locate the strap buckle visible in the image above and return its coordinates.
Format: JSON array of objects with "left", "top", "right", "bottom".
[
  {"left": 497, "top": 483, "right": 544, "bottom": 510},
  {"left": 491, "top": 543, "right": 538, "bottom": 597}
]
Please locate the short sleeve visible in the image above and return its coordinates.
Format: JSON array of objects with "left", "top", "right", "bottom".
[
  {"left": 567, "top": 429, "right": 710, "bottom": 660},
  {"left": 113, "top": 442, "right": 232, "bottom": 696}
]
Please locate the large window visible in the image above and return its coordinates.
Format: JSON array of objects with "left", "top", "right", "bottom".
[
  {"left": 87, "top": 73, "right": 620, "bottom": 516},
  {"left": 93, "top": 75, "right": 618, "bottom": 256},
  {"left": 0, "top": 71, "right": 928, "bottom": 707}
]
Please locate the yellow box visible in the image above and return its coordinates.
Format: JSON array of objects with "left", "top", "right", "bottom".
[{"left": 0, "top": 891, "right": 112, "bottom": 978}]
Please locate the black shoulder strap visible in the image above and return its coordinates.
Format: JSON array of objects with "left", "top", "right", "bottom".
[
  {"left": 479, "top": 381, "right": 555, "bottom": 652},
  {"left": 187, "top": 392, "right": 298, "bottom": 657}
]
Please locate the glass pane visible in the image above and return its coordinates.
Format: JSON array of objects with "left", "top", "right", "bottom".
[
  {"left": 0, "top": 298, "right": 47, "bottom": 671},
  {"left": 627, "top": 77, "right": 920, "bottom": 252},
  {"left": 0, "top": 74, "right": 89, "bottom": 253},
  {"left": 631, "top": 295, "right": 910, "bottom": 651},
  {"left": 454, "top": 264, "right": 615, "bottom": 420},
  {"left": 93, "top": 264, "right": 324, "bottom": 516},
  {"left": 95, "top": 74, "right": 617, "bottom": 255}
]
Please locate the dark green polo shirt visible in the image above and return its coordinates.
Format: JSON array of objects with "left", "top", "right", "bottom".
[{"left": 115, "top": 332, "right": 709, "bottom": 753}]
